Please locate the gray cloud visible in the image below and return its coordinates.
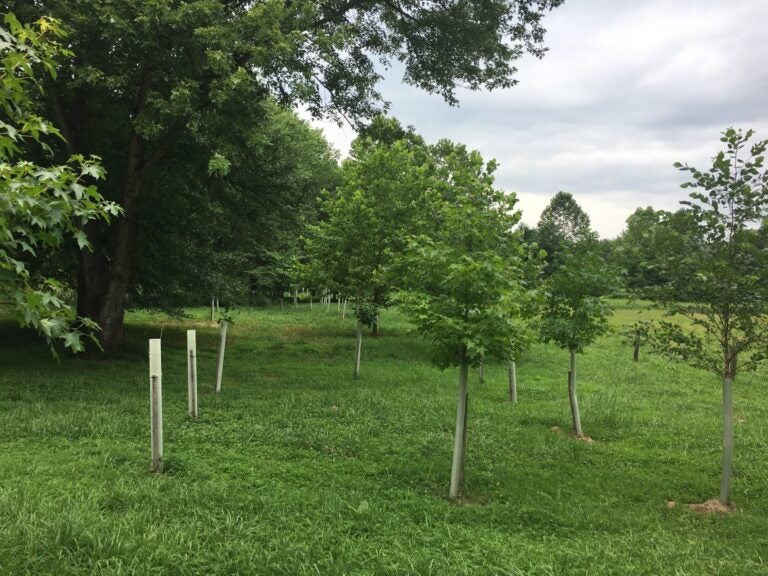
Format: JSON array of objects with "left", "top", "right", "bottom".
[{"left": 306, "top": 0, "right": 768, "bottom": 238}]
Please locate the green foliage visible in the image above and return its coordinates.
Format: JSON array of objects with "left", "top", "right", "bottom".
[
  {"left": 620, "top": 319, "right": 653, "bottom": 346},
  {"left": 398, "top": 141, "right": 539, "bottom": 368},
  {"left": 8, "top": 0, "right": 565, "bottom": 349},
  {"left": 304, "top": 118, "right": 431, "bottom": 323},
  {"left": 653, "top": 128, "right": 768, "bottom": 378},
  {"left": 0, "top": 13, "right": 118, "bottom": 353},
  {"left": 613, "top": 207, "right": 694, "bottom": 295},
  {"left": 132, "top": 102, "right": 340, "bottom": 309},
  {"left": 539, "top": 243, "right": 617, "bottom": 353},
  {"left": 620, "top": 319, "right": 653, "bottom": 361},
  {"left": 535, "top": 191, "right": 597, "bottom": 275}
]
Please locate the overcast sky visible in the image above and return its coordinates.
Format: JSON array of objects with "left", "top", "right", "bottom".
[{"left": 305, "top": 0, "right": 768, "bottom": 238}]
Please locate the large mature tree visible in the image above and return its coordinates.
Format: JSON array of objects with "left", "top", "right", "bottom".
[
  {"left": 132, "top": 102, "right": 340, "bottom": 310},
  {"left": 9, "top": 0, "right": 564, "bottom": 351},
  {"left": 653, "top": 128, "right": 768, "bottom": 506},
  {"left": 612, "top": 206, "right": 693, "bottom": 295},
  {"left": 0, "top": 13, "right": 118, "bottom": 352},
  {"left": 398, "top": 140, "right": 537, "bottom": 499},
  {"left": 535, "top": 191, "right": 596, "bottom": 275}
]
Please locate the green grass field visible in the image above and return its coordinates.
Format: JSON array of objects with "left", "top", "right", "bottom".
[{"left": 1, "top": 303, "right": 767, "bottom": 575}]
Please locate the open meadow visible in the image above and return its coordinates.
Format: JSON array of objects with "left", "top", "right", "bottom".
[{"left": 1, "top": 302, "right": 767, "bottom": 575}]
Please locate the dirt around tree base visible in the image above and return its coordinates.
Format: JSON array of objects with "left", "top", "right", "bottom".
[
  {"left": 550, "top": 426, "right": 594, "bottom": 444},
  {"left": 666, "top": 499, "right": 734, "bottom": 515},
  {"left": 687, "top": 499, "right": 734, "bottom": 515}
]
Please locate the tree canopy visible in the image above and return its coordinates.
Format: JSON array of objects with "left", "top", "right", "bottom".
[
  {"left": 8, "top": 0, "right": 564, "bottom": 351},
  {"left": 303, "top": 117, "right": 429, "bottom": 331},
  {"left": 132, "top": 101, "right": 340, "bottom": 310},
  {"left": 612, "top": 206, "right": 693, "bottom": 295},
  {"left": 535, "top": 191, "right": 596, "bottom": 274},
  {"left": 0, "top": 13, "right": 118, "bottom": 352}
]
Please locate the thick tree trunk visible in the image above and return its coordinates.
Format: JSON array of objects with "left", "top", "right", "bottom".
[
  {"left": 449, "top": 360, "right": 469, "bottom": 500},
  {"left": 98, "top": 184, "right": 141, "bottom": 353},
  {"left": 719, "top": 375, "right": 734, "bottom": 505},
  {"left": 568, "top": 349, "right": 584, "bottom": 437},
  {"left": 76, "top": 221, "right": 108, "bottom": 321}
]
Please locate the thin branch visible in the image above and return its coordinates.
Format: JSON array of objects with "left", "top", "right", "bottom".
[{"left": 312, "top": 0, "right": 370, "bottom": 28}]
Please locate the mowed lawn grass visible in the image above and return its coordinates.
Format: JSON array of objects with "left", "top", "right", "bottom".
[{"left": 1, "top": 302, "right": 767, "bottom": 575}]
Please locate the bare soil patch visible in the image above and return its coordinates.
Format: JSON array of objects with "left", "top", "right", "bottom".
[
  {"left": 550, "top": 425, "right": 594, "bottom": 444},
  {"left": 685, "top": 499, "right": 735, "bottom": 515}
]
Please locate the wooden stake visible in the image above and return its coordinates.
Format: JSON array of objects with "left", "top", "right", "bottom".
[
  {"left": 215, "top": 320, "right": 229, "bottom": 393},
  {"left": 149, "top": 339, "right": 163, "bottom": 473},
  {"left": 187, "top": 330, "right": 198, "bottom": 419}
]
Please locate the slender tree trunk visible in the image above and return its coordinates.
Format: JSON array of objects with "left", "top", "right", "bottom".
[
  {"left": 449, "top": 360, "right": 470, "bottom": 499},
  {"left": 508, "top": 359, "right": 517, "bottom": 404},
  {"left": 633, "top": 341, "right": 640, "bottom": 362},
  {"left": 353, "top": 320, "right": 363, "bottom": 379},
  {"left": 719, "top": 375, "right": 734, "bottom": 505},
  {"left": 371, "top": 314, "right": 379, "bottom": 337},
  {"left": 478, "top": 359, "right": 484, "bottom": 383},
  {"left": 568, "top": 349, "right": 584, "bottom": 437}
]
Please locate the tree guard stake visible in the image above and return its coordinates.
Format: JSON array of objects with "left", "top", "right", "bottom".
[
  {"left": 187, "top": 330, "right": 198, "bottom": 419},
  {"left": 149, "top": 338, "right": 163, "bottom": 473},
  {"left": 215, "top": 320, "right": 228, "bottom": 393}
]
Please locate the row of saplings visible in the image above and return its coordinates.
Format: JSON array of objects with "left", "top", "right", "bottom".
[
  {"left": 300, "top": 128, "right": 768, "bottom": 509},
  {"left": 344, "top": 242, "right": 619, "bottom": 501}
]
